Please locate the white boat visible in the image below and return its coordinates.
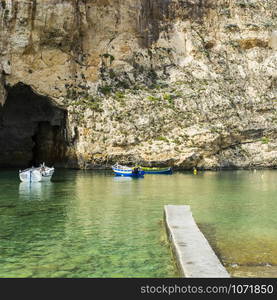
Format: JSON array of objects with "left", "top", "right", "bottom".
[{"left": 19, "top": 163, "right": 54, "bottom": 182}]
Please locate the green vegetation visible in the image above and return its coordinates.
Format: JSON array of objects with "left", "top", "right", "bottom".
[
  {"left": 65, "top": 87, "right": 103, "bottom": 112},
  {"left": 163, "top": 93, "right": 172, "bottom": 101},
  {"left": 261, "top": 137, "right": 270, "bottom": 144},
  {"left": 114, "top": 91, "right": 125, "bottom": 100},
  {"left": 156, "top": 136, "right": 169, "bottom": 142},
  {"left": 147, "top": 95, "right": 160, "bottom": 102},
  {"left": 174, "top": 91, "right": 183, "bottom": 98},
  {"left": 163, "top": 93, "right": 175, "bottom": 104},
  {"left": 98, "top": 85, "right": 112, "bottom": 96},
  {"left": 73, "top": 94, "right": 102, "bottom": 112},
  {"left": 173, "top": 139, "right": 182, "bottom": 145},
  {"left": 210, "top": 127, "right": 222, "bottom": 134}
]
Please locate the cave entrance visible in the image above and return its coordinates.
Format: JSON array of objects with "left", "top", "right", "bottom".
[
  {"left": 31, "top": 121, "right": 67, "bottom": 167},
  {"left": 0, "top": 83, "right": 68, "bottom": 168}
]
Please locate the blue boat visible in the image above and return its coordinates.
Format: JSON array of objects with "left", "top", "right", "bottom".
[
  {"left": 141, "top": 167, "right": 173, "bottom": 174},
  {"left": 112, "top": 164, "right": 145, "bottom": 178}
]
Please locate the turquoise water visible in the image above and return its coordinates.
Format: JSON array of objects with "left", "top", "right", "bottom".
[{"left": 0, "top": 169, "right": 276, "bottom": 278}]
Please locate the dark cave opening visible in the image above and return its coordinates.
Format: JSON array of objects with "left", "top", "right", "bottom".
[{"left": 0, "top": 83, "right": 68, "bottom": 168}]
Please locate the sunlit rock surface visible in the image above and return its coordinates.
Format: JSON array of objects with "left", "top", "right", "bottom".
[{"left": 0, "top": 0, "right": 276, "bottom": 168}]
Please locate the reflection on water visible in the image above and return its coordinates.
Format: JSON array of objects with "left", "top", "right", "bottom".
[
  {"left": 0, "top": 169, "right": 276, "bottom": 277},
  {"left": 113, "top": 176, "right": 132, "bottom": 182},
  {"left": 19, "top": 182, "right": 53, "bottom": 201}
]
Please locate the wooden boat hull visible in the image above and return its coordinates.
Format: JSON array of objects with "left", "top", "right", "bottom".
[
  {"left": 19, "top": 169, "right": 42, "bottom": 182},
  {"left": 113, "top": 172, "right": 144, "bottom": 177},
  {"left": 112, "top": 166, "right": 145, "bottom": 178},
  {"left": 19, "top": 166, "right": 54, "bottom": 182},
  {"left": 141, "top": 167, "right": 172, "bottom": 174}
]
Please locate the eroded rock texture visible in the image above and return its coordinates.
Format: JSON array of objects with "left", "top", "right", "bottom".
[{"left": 0, "top": 0, "right": 276, "bottom": 169}]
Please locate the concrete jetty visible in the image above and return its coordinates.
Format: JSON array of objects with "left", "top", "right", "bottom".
[{"left": 164, "top": 205, "right": 230, "bottom": 278}]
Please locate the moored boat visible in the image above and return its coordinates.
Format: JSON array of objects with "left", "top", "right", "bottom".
[
  {"left": 141, "top": 166, "right": 172, "bottom": 174},
  {"left": 19, "top": 163, "right": 55, "bottom": 182},
  {"left": 112, "top": 164, "right": 145, "bottom": 178}
]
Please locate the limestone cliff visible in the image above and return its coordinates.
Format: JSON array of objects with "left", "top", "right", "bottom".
[{"left": 0, "top": 0, "right": 276, "bottom": 169}]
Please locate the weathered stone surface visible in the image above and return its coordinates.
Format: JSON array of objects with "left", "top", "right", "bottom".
[
  {"left": 269, "top": 31, "right": 277, "bottom": 50},
  {"left": 164, "top": 205, "right": 230, "bottom": 277},
  {"left": 0, "top": 0, "right": 276, "bottom": 169}
]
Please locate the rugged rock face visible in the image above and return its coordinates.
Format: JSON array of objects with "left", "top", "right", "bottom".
[{"left": 0, "top": 0, "right": 276, "bottom": 169}]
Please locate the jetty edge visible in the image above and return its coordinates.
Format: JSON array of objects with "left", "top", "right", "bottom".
[{"left": 164, "top": 205, "right": 230, "bottom": 278}]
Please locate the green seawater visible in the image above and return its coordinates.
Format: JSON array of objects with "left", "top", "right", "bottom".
[{"left": 0, "top": 169, "right": 276, "bottom": 278}]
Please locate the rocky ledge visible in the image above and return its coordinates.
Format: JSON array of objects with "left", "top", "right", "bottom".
[{"left": 0, "top": 0, "right": 276, "bottom": 169}]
